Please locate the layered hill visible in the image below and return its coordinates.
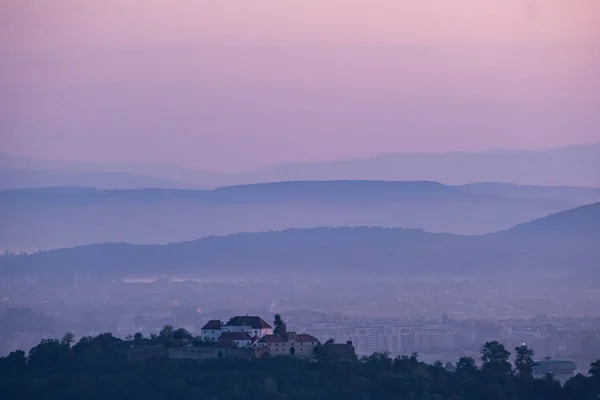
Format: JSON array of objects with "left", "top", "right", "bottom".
[
  {"left": 2, "top": 143, "right": 600, "bottom": 189},
  {"left": 231, "top": 142, "right": 600, "bottom": 187},
  {"left": 2, "top": 202, "right": 598, "bottom": 282},
  {"left": 0, "top": 181, "right": 584, "bottom": 251}
]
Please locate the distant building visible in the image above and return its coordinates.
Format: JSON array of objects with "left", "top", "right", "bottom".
[
  {"left": 319, "top": 342, "right": 357, "bottom": 360},
  {"left": 168, "top": 346, "right": 268, "bottom": 361},
  {"left": 218, "top": 332, "right": 254, "bottom": 348},
  {"left": 200, "top": 320, "right": 223, "bottom": 342},
  {"left": 533, "top": 358, "right": 577, "bottom": 384},
  {"left": 256, "top": 332, "right": 320, "bottom": 358},
  {"left": 201, "top": 316, "right": 273, "bottom": 343}
]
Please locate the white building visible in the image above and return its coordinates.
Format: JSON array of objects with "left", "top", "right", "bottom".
[
  {"left": 201, "top": 316, "right": 273, "bottom": 343},
  {"left": 217, "top": 332, "right": 254, "bottom": 348},
  {"left": 200, "top": 320, "right": 223, "bottom": 342}
]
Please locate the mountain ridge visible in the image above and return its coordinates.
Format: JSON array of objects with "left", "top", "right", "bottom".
[
  {"left": 2, "top": 142, "right": 599, "bottom": 188},
  {"left": 2, "top": 202, "right": 598, "bottom": 281},
  {"left": 0, "top": 180, "right": 593, "bottom": 251}
]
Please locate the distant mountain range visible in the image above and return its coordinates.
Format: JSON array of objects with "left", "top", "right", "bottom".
[
  {"left": 0, "top": 153, "right": 197, "bottom": 189},
  {"left": 0, "top": 168, "right": 186, "bottom": 190},
  {"left": 2, "top": 201, "right": 598, "bottom": 282},
  {"left": 2, "top": 142, "right": 600, "bottom": 188},
  {"left": 229, "top": 142, "right": 600, "bottom": 188},
  {"left": 3, "top": 180, "right": 600, "bottom": 251}
]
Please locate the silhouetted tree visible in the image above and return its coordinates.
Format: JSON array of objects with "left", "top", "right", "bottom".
[
  {"left": 481, "top": 341, "right": 511, "bottom": 373},
  {"left": 60, "top": 332, "right": 75, "bottom": 347},
  {"left": 2, "top": 328, "right": 600, "bottom": 400},
  {"left": 456, "top": 356, "right": 478, "bottom": 375},
  {"left": 159, "top": 325, "right": 174, "bottom": 339},
  {"left": 273, "top": 314, "right": 287, "bottom": 336},
  {"left": 514, "top": 345, "right": 535, "bottom": 378},
  {"left": 173, "top": 328, "right": 193, "bottom": 340}
]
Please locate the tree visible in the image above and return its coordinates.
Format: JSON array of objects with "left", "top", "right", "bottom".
[
  {"left": 455, "top": 356, "right": 477, "bottom": 375},
  {"left": 273, "top": 314, "right": 287, "bottom": 336},
  {"left": 590, "top": 360, "right": 600, "bottom": 394},
  {"left": 590, "top": 360, "right": 600, "bottom": 377},
  {"left": 60, "top": 332, "right": 75, "bottom": 347},
  {"left": 564, "top": 373, "right": 598, "bottom": 400},
  {"left": 2, "top": 326, "right": 598, "bottom": 400},
  {"left": 481, "top": 341, "right": 511, "bottom": 373},
  {"left": 173, "top": 328, "right": 193, "bottom": 340},
  {"left": 159, "top": 325, "right": 174, "bottom": 339},
  {"left": 514, "top": 345, "right": 535, "bottom": 378}
]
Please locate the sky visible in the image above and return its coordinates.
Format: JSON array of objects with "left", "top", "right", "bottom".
[{"left": 1, "top": 0, "right": 599, "bottom": 172}]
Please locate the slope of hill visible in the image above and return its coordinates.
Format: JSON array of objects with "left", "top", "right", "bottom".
[
  {"left": 457, "top": 182, "right": 600, "bottom": 206},
  {"left": 494, "top": 201, "right": 600, "bottom": 238},
  {"left": 0, "top": 181, "right": 576, "bottom": 251},
  {"left": 2, "top": 202, "right": 598, "bottom": 281}
]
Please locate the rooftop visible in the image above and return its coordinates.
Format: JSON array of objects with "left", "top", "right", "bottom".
[
  {"left": 226, "top": 316, "right": 273, "bottom": 330},
  {"left": 201, "top": 320, "right": 222, "bottom": 330}
]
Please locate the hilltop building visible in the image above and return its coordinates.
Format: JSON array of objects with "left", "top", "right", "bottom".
[
  {"left": 201, "top": 316, "right": 273, "bottom": 343},
  {"left": 256, "top": 332, "right": 320, "bottom": 358}
]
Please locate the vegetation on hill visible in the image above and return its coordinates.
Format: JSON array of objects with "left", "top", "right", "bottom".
[{"left": 1, "top": 329, "right": 599, "bottom": 400}]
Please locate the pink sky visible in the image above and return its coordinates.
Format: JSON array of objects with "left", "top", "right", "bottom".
[{"left": 1, "top": 0, "right": 599, "bottom": 172}]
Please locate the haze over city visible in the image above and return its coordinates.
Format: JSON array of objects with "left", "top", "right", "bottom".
[{"left": 1, "top": 1, "right": 600, "bottom": 399}]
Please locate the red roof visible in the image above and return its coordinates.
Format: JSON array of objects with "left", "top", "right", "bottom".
[
  {"left": 201, "top": 320, "right": 222, "bottom": 330},
  {"left": 294, "top": 334, "right": 319, "bottom": 343},
  {"left": 226, "top": 316, "right": 273, "bottom": 330},
  {"left": 258, "top": 334, "right": 287, "bottom": 344}
]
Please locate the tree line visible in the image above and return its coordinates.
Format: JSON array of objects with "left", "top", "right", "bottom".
[{"left": 1, "top": 328, "right": 599, "bottom": 400}]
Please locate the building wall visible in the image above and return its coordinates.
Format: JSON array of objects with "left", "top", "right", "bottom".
[
  {"left": 201, "top": 328, "right": 221, "bottom": 342},
  {"left": 262, "top": 339, "right": 318, "bottom": 358},
  {"left": 168, "top": 346, "right": 262, "bottom": 360},
  {"left": 232, "top": 339, "right": 252, "bottom": 347},
  {"left": 169, "top": 347, "right": 220, "bottom": 360},
  {"left": 224, "top": 325, "right": 272, "bottom": 338}
]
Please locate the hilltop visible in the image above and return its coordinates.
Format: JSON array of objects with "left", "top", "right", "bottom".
[
  {"left": 0, "top": 180, "right": 583, "bottom": 251},
  {"left": 2, "top": 202, "right": 598, "bottom": 281}
]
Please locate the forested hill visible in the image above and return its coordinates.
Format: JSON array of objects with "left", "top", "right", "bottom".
[
  {"left": 1, "top": 331, "right": 599, "bottom": 400},
  {"left": 1, "top": 202, "right": 599, "bottom": 281}
]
